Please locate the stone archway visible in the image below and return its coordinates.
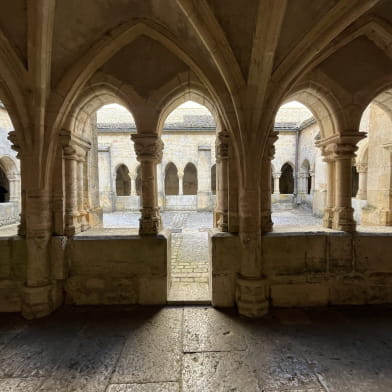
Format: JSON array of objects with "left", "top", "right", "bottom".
[
  {"left": 0, "top": 166, "right": 9, "bottom": 203},
  {"left": 279, "top": 163, "right": 294, "bottom": 194},
  {"left": 183, "top": 163, "right": 198, "bottom": 195},
  {"left": 115, "top": 164, "right": 131, "bottom": 196},
  {"left": 165, "top": 162, "right": 179, "bottom": 195}
]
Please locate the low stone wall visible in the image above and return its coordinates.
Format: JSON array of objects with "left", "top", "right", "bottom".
[
  {"left": 65, "top": 230, "right": 171, "bottom": 305},
  {"left": 0, "top": 236, "right": 26, "bottom": 311},
  {"left": 0, "top": 202, "right": 19, "bottom": 226},
  {"left": 210, "top": 229, "right": 392, "bottom": 308},
  {"left": 165, "top": 195, "right": 197, "bottom": 211},
  {"left": 0, "top": 230, "right": 170, "bottom": 312},
  {"left": 114, "top": 195, "right": 140, "bottom": 211},
  {"left": 271, "top": 194, "right": 295, "bottom": 210}
]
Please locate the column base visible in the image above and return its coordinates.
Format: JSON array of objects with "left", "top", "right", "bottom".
[
  {"left": 21, "top": 283, "right": 62, "bottom": 319},
  {"left": 235, "top": 276, "right": 269, "bottom": 318},
  {"left": 323, "top": 207, "right": 334, "bottom": 229},
  {"left": 139, "top": 217, "right": 161, "bottom": 235},
  {"left": 260, "top": 211, "right": 273, "bottom": 233},
  {"left": 332, "top": 207, "right": 356, "bottom": 231}
]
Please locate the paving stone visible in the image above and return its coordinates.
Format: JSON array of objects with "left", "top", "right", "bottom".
[
  {"left": 183, "top": 307, "right": 247, "bottom": 353},
  {"left": 182, "top": 352, "right": 260, "bottom": 392},
  {"left": 0, "top": 314, "right": 84, "bottom": 378},
  {"left": 0, "top": 378, "right": 44, "bottom": 392},
  {"left": 110, "top": 308, "right": 183, "bottom": 384},
  {"left": 167, "top": 283, "right": 210, "bottom": 303},
  {"left": 37, "top": 336, "right": 125, "bottom": 392},
  {"left": 106, "top": 382, "right": 179, "bottom": 392}
]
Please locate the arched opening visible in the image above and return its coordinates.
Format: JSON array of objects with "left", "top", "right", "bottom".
[
  {"left": 0, "top": 102, "right": 20, "bottom": 231},
  {"left": 0, "top": 166, "right": 9, "bottom": 203},
  {"left": 357, "top": 89, "right": 392, "bottom": 227},
  {"left": 115, "top": 164, "right": 131, "bottom": 196},
  {"left": 183, "top": 162, "right": 197, "bottom": 195},
  {"left": 65, "top": 95, "right": 139, "bottom": 233},
  {"left": 279, "top": 163, "right": 294, "bottom": 194},
  {"left": 271, "top": 99, "right": 326, "bottom": 226},
  {"left": 165, "top": 163, "right": 179, "bottom": 195},
  {"left": 211, "top": 164, "right": 216, "bottom": 195},
  {"left": 159, "top": 99, "right": 218, "bottom": 303}
]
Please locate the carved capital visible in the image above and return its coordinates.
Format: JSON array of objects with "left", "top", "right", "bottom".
[
  {"left": 264, "top": 132, "right": 278, "bottom": 161},
  {"left": 132, "top": 134, "right": 163, "bottom": 163},
  {"left": 216, "top": 130, "right": 230, "bottom": 160},
  {"left": 356, "top": 163, "right": 368, "bottom": 173}
]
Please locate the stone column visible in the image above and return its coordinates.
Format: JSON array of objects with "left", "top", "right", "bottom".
[
  {"left": 130, "top": 176, "right": 137, "bottom": 196},
  {"left": 23, "top": 189, "right": 53, "bottom": 319},
  {"left": 228, "top": 142, "right": 239, "bottom": 233},
  {"left": 310, "top": 169, "right": 315, "bottom": 194},
  {"left": 63, "top": 146, "right": 80, "bottom": 236},
  {"left": 332, "top": 143, "right": 358, "bottom": 231},
  {"left": 178, "top": 171, "right": 184, "bottom": 196},
  {"left": 260, "top": 133, "right": 277, "bottom": 232},
  {"left": 156, "top": 163, "right": 164, "bottom": 209},
  {"left": 379, "top": 143, "right": 392, "bottom": 225},
  {"left": 236, "top": 186, "right": 268, "bottom": 318},
  {"left": 272, "top": 172, "right": 280, "bottom": 194},
  {"left": 77, "top": 153, "right": 88, "bottom": 231},
  {"left": 322, "top": 155, "right": 335, "bottom": 229},
  {"left": 197, "top": 145, "right": 212, "bottom": 210},
  {"left": 356, "top": 163, "right": 368, "bottom": 200},
  {"left": 131, "top": 133, "right": 163, "bottom": 235},
  {"left": 215, "top": 130, "right": 229, "bottom": 232}
]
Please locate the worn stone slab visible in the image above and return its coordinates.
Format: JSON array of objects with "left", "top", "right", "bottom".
[
  {"left": 167, "top": 282, "right": 210, "bottom": 303},
  {"left": 246, "top": 326, "right": 321, "bottom": 391},
  {"left": 110, "top": 308, "right": 183, "bottom": 383},
  {"left": 37, "top": 336, "right": 125, "bottom": 392},
  {"left": 0, "top": 313, "right": 84, "bottom": 378},
  {"left": 0, "top": 378, "right": 44, "bottom": 392},
  {"left": 107, "top": 382, "right": 179, "bottom": 392},
  {"left": 183, "top": 307, "right": 246, "bottom": 352},
  {"left": 182, "top": 352, "right": 260, "bottom": 392}
]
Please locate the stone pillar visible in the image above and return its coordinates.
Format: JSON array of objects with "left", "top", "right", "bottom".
[
  {"left": 23, "top": 189, "right": 53, "bottom": 319},
  {"left": 228, "top": 142, "right": 239, "bottom": 233},
  {"left": 310, "top": 169, "right": 315, "bottom": 194},
  {"left": 63, "top": 146, "right": 80, "bottom": 236},
  {"left": 332, "top": 143, "right": 358, "bottom": 231},
  {"left": 261, "top": 133, "right": 277, "bottom": 232},
  {"left": 131, "top": 133, "right": 163, "bottom": 235},
  {"left": 322, "top": 155, "right": 335, "bottom": 228},
  {"left": 356, "top": 163, "right": 368, "bottom": 200},
  {"left": 378, "top": 143, "right": 392, "bottom": 225},
  {"left": 197, "top": 145, "right": 212, "bottom": 210},
  {"left": 236, "top": 186, "right": 268, "bottom": 318},
  {"left": 130, "top": 176, "right": 137, "bottom": 196},
  {"left": 215, "top": 130, "right": 229, "bottom": 232},
  {"left": 156, "top": 163, "right": 164, "bottom": 208},
  {"left": 272, "top": 172, "right": 280, "bottom": 194},
  {"left": 178, "top": 171, "right": 184, "bottom": 196},
  {"left": 77, "top": 153, "right": 88, "bottom": 231}
]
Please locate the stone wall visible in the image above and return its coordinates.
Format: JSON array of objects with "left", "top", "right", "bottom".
[
  {"left": 0, "top": 231, "right": 170, "bottom": 311},
  {"left": 0, "top": 237, "right": 26, "bottom": 312},
  {"left": 65, "top": 230, "right": 170, "bottom": 305},
  {"left": 210, "top": 230, "right": 392, "bottom": 308}
]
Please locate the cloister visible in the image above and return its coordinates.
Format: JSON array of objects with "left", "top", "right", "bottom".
[{"left": 0, "top": 1, "right": 392, "bottom": 389}]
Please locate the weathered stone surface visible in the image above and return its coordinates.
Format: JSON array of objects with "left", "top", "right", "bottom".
[
  {"left": 183, "top": 307, "right": 246, "bottom": 353},
  {"left": 182, "top": 352, "right": 260, "bottom": 392},
  {"left": 110, "top": 308, "right": 183, "bottom": 384},
  {"left": 107, "top": 383, "right": 179, "bottom": 392}
]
